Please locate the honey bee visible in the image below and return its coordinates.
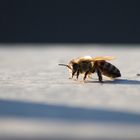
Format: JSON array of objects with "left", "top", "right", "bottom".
[{"left": 59, "top": 56, "right": 121, "bottom": 82}]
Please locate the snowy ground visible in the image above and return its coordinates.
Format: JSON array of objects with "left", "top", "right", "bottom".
[{"left": 0, "top": 44, "right": 140, "bottom": 140}]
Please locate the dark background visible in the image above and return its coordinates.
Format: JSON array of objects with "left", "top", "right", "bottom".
[{"left": 0, "top": 0, "right": 140, "bottom": 43}]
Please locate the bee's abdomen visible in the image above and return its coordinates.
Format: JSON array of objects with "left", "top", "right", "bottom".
[{"left": 98, "top": 61, "right": 121, "bottom": 78}]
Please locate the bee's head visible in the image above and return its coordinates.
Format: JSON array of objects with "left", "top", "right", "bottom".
[
  {"left": 69, "top": 61, "right": 79, "bottom": 73},
  {"left": 59, "top": 59, "right": 79, "bottom": 76},
  {"left": 72, "top": 63, "right": 79, "bottom": 71}
]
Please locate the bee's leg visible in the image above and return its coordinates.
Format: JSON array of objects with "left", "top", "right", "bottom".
[
  {"left": 83, "top": 71, "right": 89, "bottom": 81},
  {"left": 96, "top": 68, "right": 103, "bottom": 83},
  {"left": 91, "top": 64, "right": 96, "bottom": 74},
  {"left": 72, "top": 70, "right": 77, "bottom": 78},
  {"left": 76, "top": 69, "right": 80, "bottom": 80},
  {"left": 72, "top": 63, "right": 79, "bottom": 79},
  {"left": 90, "top": 65, "right": 96, "bottom": 80}
]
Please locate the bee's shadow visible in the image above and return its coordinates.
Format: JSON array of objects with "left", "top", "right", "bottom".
[{"left": 86, "top": 79, "right": 140, "bottom": 85}]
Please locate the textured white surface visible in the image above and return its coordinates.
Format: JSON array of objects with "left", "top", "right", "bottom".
[{"left": 0, "top": 45, "right": 140, "bottom": 140}]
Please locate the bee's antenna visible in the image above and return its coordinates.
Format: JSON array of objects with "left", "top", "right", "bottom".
[{"left": 58, "top": 64, "right": 71, "bottom": 70}]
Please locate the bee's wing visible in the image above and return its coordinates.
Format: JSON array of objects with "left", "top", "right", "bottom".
[{"left": 93, "top": 56, "right": 116, "bottom": 61}]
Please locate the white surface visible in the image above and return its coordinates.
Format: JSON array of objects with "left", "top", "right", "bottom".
[{"left": 0, "top": 44, "right": 140, "bottom": 140}]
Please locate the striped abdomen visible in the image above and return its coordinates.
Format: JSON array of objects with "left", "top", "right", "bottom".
[{"left": 97, "top": 61, "right": 121, "bottom": 78}]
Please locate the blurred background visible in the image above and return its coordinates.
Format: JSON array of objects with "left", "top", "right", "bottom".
[{"left": 0, "top": 0, "right": 140, "bottom": 44}]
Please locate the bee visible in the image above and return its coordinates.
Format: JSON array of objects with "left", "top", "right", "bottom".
[{"left": 59, "top": 56, "right": 121, "bottom": 82}]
